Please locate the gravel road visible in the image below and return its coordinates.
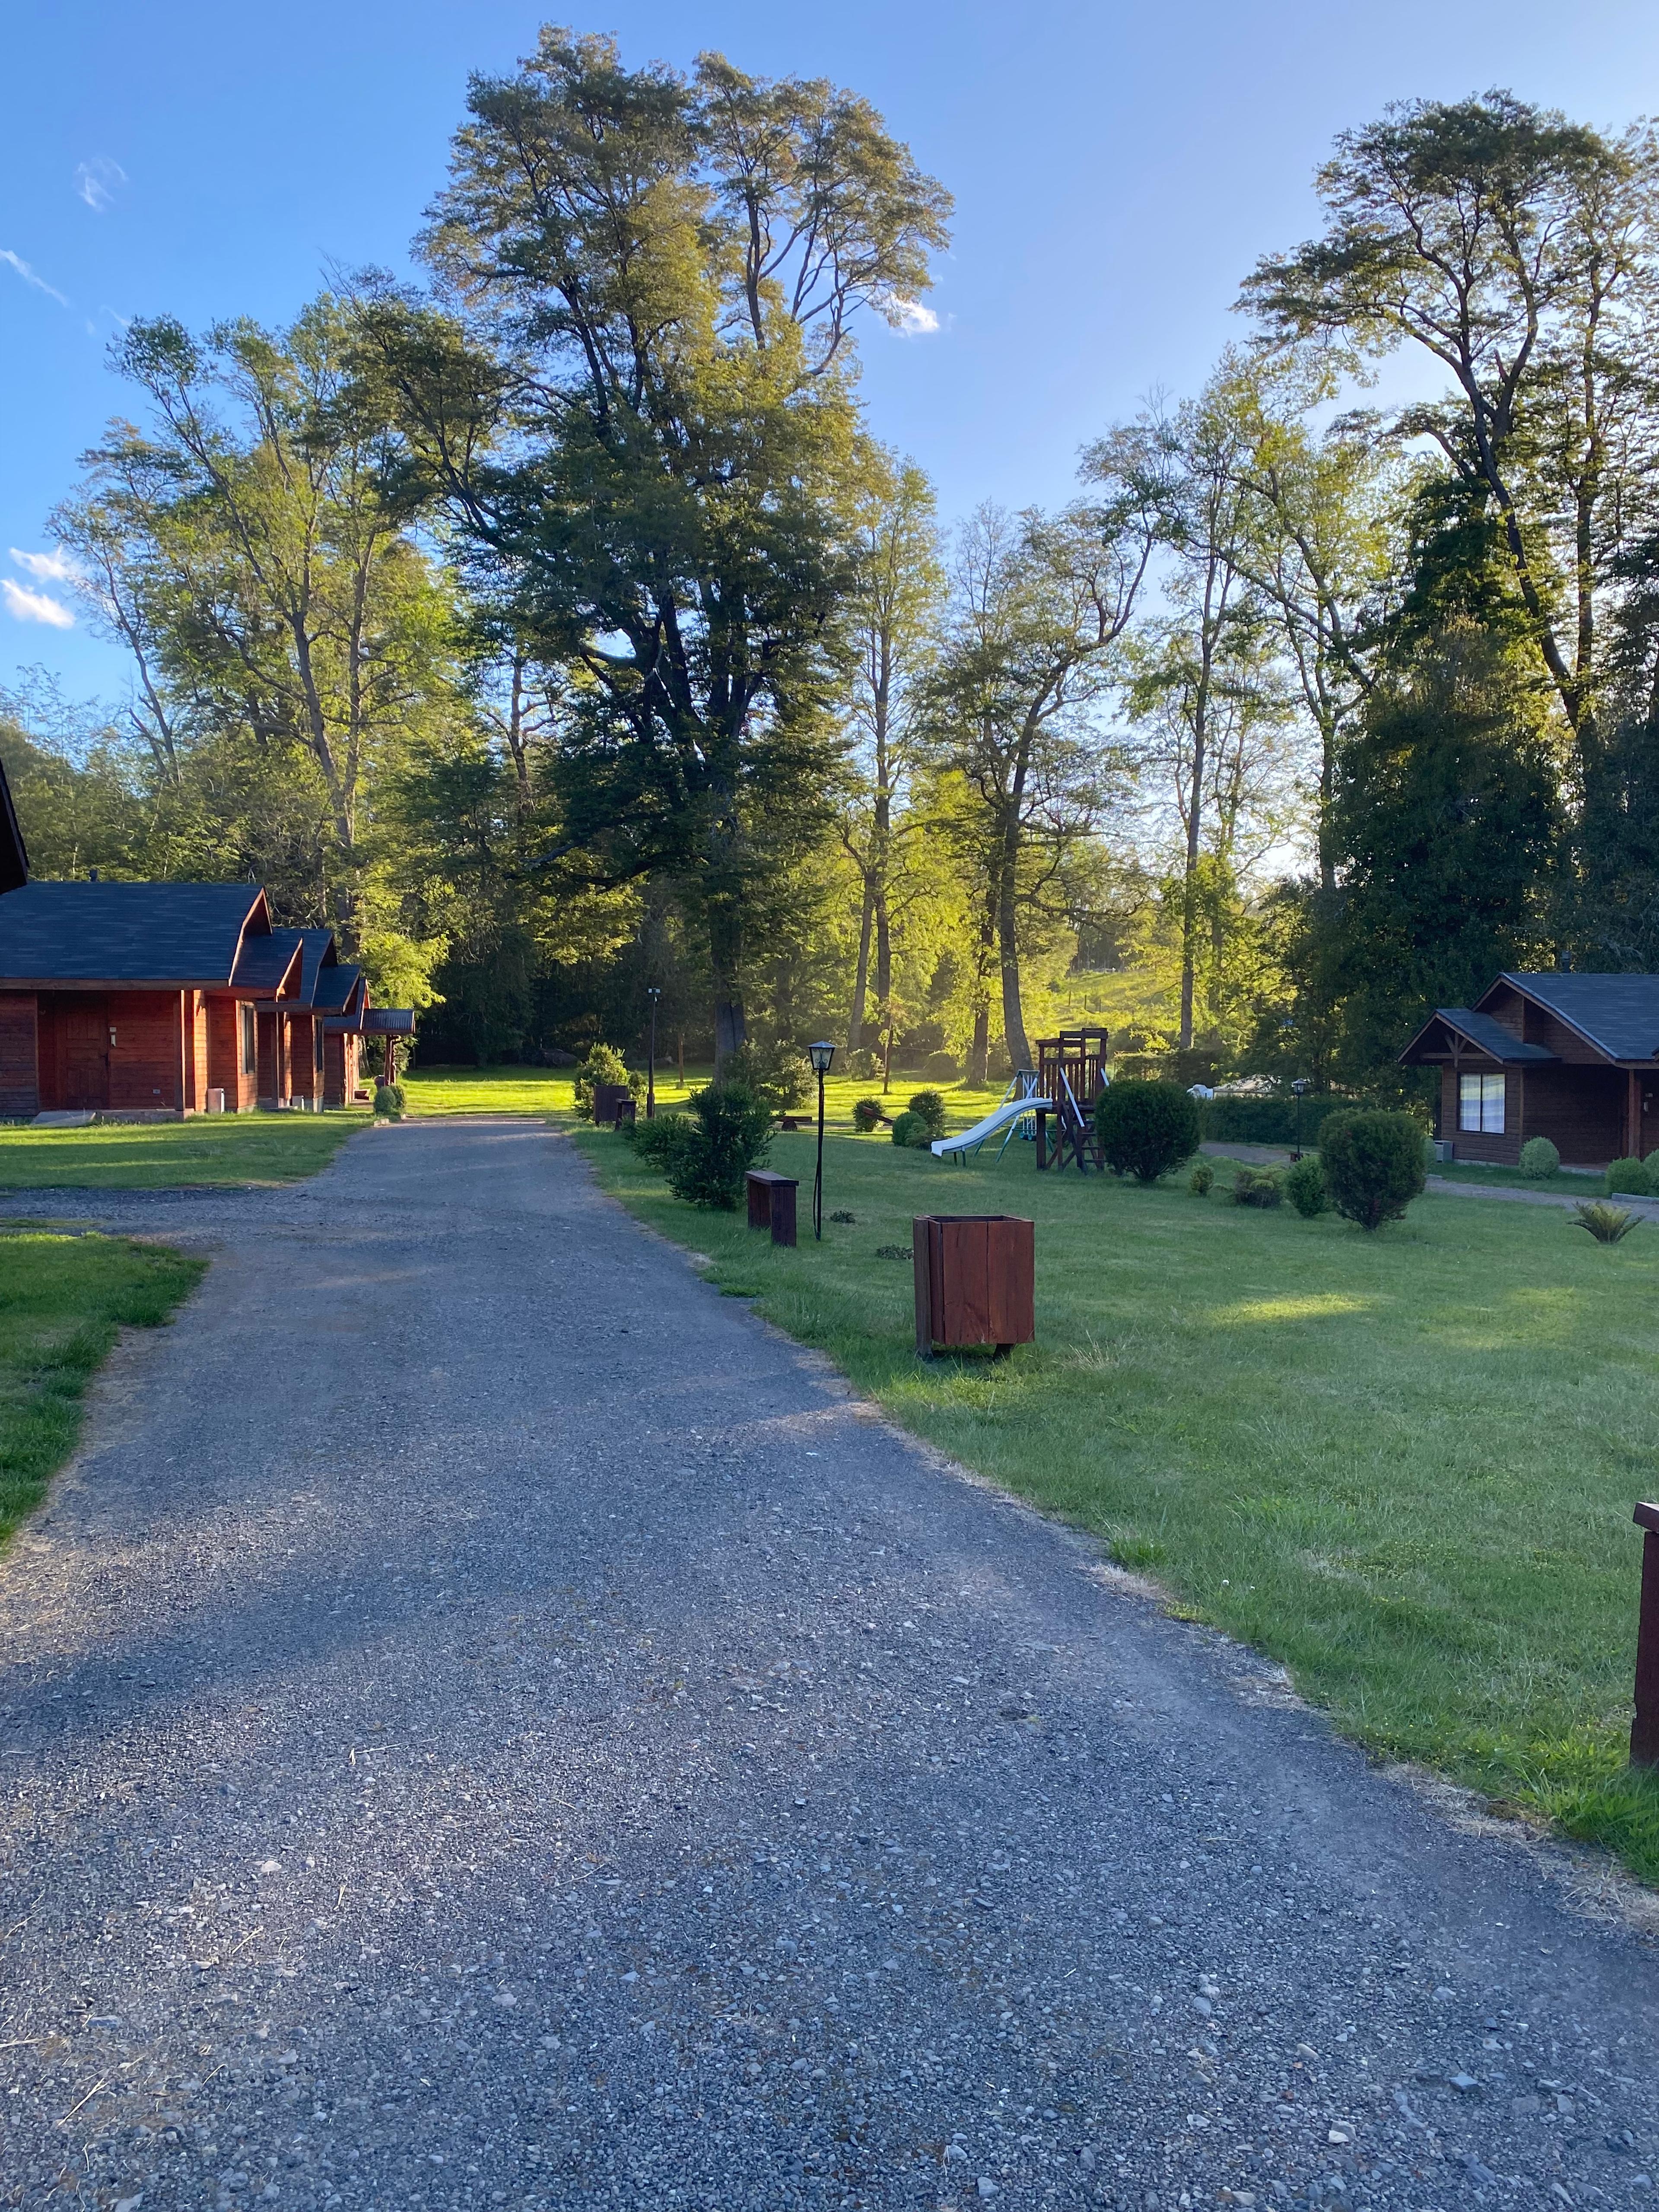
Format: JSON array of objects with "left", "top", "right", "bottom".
[{"left": 1, "top": 1118, "right": 1656, "bottom": 2212}]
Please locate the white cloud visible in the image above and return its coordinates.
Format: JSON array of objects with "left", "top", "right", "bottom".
[
  {"left": 75, "top": 157, "right": 127, "bottom": 213},
  {"left": 2, "top": 579, "right": 75, "bottom": 629},
  {"left": 0, "top": 248, "right": 68, "bottom": 306},
  {"left": 10, "top": 547, "right": 80, "bottom": 586},
  {"left": 886, "top": 296, "right": 941, "bottom": 337}
]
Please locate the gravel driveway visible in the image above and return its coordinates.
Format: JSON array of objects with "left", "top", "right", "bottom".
[{"left": 1, "top": 1118, "right": 1655, "bottom": 2212}]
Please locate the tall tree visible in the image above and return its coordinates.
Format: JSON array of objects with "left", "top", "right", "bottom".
[
  {"left": 839, "top": 458, "right": 942, "bottom": 1053},
  {"left": 358, "top": 30, "right": 950, "bottom": 1065}
]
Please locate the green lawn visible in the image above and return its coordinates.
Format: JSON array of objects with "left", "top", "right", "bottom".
[
  {"left": 577, "top": 1123, "right": 1659, "bottom": 1881},
  {"left": 0, "top": 1233, "right": 204, "bottom": 1548},
  {"left": 404, "top": 1062, "right": 1013, "bottom": 1127},
  {"left": 0, "top": 1113, "right": 369, "bottom": 1189}
]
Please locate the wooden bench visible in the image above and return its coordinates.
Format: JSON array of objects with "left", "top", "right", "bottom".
[{"left": 745, "top": 1168, "right": 798, "bottom": 1247}]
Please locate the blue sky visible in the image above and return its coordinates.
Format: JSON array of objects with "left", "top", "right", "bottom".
[{"left": 6, "top": 0, "right": 1659, "bottom": 705}]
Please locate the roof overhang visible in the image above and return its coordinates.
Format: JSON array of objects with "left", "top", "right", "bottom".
[{"left": 1398, "top": 1008, "right": 1559, "bottom": 1068}]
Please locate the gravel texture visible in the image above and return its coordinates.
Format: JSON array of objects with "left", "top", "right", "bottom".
[{"left": 1, "top": 1116, "right": 1656, "bottom": 2212}]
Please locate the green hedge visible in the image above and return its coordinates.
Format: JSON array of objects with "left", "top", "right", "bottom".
[{"left": 1201, "top": 1095, "right": 1350, "bottom": 1146}]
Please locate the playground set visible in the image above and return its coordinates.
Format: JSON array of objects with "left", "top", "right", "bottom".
[{"left": 930, "top": 1027, "right": 1110, "bottom": 1173}]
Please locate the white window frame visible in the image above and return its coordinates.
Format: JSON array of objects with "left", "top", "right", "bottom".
[
  {"left": 1458, "top": 1070, "right": 1506, "bottom": 1134},
  {"left": 241, "top": 1002, "right": 257, "bottom": 1077}
]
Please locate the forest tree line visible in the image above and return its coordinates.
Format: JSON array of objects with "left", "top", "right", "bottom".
[{"left": 6, "top": 41, "right": 1659, "bottom": 1097}]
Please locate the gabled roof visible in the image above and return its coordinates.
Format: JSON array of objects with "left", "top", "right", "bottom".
[
  {"left": 314, "top": 963, "right": 365, "bottom": 1016},
  {"left": 231, "top": 929, "right": 304, "bottom": 997},
  {"left": 1484, "top": 972, "right": 1659, "bottom": 1063},
  {"left": 1399, "top": 1007, "right": 1558, "bottom": 1067},
  {"left": 0, "top": 756, "right": 26, "bottom": 896},
  {"left": 293, "top": 927, "right": 338, "bottom": 1004},
  {"left": 0, "top": 880, "right": 269, "bottom": 986}
]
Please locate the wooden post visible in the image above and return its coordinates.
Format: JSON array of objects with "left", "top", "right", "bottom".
[{"left": 1633, "top": 1503, "right": 1659, "bottom": 1767}]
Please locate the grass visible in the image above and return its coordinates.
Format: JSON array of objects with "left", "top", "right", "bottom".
[
  {"left": 0, "top": 1112, "right": 369, "bottom": 1189},
  {"left": 0, "top": 1232, "right": 204, "bottom": 1549},
  {"left": 576, "top": 1122, "right": 1659, "bottom": 1883},
  {"left": 403, "top": 1062, "right": 1015, "bottom": 1128}
]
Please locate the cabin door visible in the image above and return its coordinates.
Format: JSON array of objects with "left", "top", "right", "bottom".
[{"left": 57, "top": 995, "right": 109, "bottom": 1110}]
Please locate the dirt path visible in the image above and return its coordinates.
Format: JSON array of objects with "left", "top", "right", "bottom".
[{"left": 1, "top": 1120, "right": 1654, "bottom": 2210}]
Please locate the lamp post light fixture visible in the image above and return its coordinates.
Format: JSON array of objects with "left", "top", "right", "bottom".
[
  {"left": 646, "top": 987, "right": 661, "bottom": 1119},
  {"left": 807, "top": 1040, "right": 836, "bottom": 1241},
  {"left": 1291, "top": 1075, "right": 1310, "bottom": 1160}
]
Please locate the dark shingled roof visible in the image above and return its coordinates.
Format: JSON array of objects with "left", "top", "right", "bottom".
[
  {"left": 0, "top": 881, "right": 267, "bottom": 985},
  {"left": 0, "top": 756, "right": 26, "bottom": 896},
  {"left": 230, "top": 931, "right": 302, "bottom": 995},
  {"left": 361, "top": 1007, "right": 416, "bottom": 1035},
  {"left": 1490, "top": 972, "right": 1659, "bottom": 1062},
  {"left": 292, "top": 927, "right": 338, "bottom": 1004},
  {"left": 1424, "top": 1008, "right": 1558, "bottom": 1064},
  {"left": 314, "top": 964, "right": 364, "bottom": 1015}
]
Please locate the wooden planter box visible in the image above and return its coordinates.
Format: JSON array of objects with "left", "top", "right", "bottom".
[
  {"left": 913, "top": 1214, "right": 1035, "bottom": 1357},
  {"left": 592, "top": 1082, "right": 630, "bottom": 1126}
]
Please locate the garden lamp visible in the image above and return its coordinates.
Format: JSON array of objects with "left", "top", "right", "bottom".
[
  {"left": 808, "top": 1040, "right": 836, "bottom": 1240},
  {"left": 646, "top": 986, "right": 661, "bottom": 1119}
]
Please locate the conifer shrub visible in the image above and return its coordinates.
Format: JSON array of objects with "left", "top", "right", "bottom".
[
  {"left": 852, "top": 1097, "right": 884, "bottom": 1134},
  {"left": 1188, "top": 1160, "right": 1214, "bottom": 1197},
  {"left": 1605, "top": 1156, "right": 1651, "bottom": 1198},
  {"left": 660, "top": 1082, "right": 773, "bottom": 1208},
  {"left": 724, "top": 1041, "right": 813, "bottom": 1113},
  {"left": 890, "top": 1109, "right": 932, "bottom": 1149},
  {"left": 1319, "top": 1110, "right": 1427, "bottom": 1230},
  {"left": 1094, "top": 1080, "right": 1202, "bottom": 1184},
  {"left": 372, "top": 1082, "right": 406, "bottom": 1122},
  {"left": 1519, "top": 1136, "right": 1560, "bottom": 1180},
  {"left": 907, "top": 1090, "right": 948, "bottom": 1141},
  {"left": 1232, "top": 1164, "right": 1283, "bottom": 1208},
  {"left": 574, "top": 1042, "right": 642, "bottom": 1120},
  {"left": 1284, "top": 1155, "right": 1328, "bottom": 1217}
]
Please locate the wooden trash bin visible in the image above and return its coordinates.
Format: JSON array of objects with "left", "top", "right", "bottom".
[
  {"left": 592, "top": 1081, "right": 630, "bottom": 1126},
  {"left": 616, "top": 1096, "right": 637, "bottom": 1128},
  {"left": 913, "top": 1213, "right": 1034, "bottom": 1358},
  {"left": 745, "top": 1168, "right": 798, "bottom": 1247}
]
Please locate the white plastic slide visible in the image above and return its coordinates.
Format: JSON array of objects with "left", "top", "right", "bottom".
[{"left": 931, "top": 1095, "right": 1054, "bottom": 1160}]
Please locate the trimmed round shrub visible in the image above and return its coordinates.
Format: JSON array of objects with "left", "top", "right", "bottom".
[
  {"left": 1319, "top": 1110, "right": 1427, "bottom": 1230},
  {"left": 1605, "top": 1155, "right": 1651, "bottom": 1198},
  {"left": 907, "top": 1090, "right": 948, "bottom": 1141},
  {"left": 574, "top": 1042, "right": 642, "bottom": 1121},
  {"left": 1094, "top": 1080, "right": 1202, "bottom": 1184},
  {"left": 1284, "top": 1154, "right": 1328, "bottom": 1217},
  {"left": 1518, "top": 1135, "right": 1560, "bottom": 1180},
  {"left": 661, "top": 1081, "right": 773, "bottom": 1208},
  {"left": 852, "top": 1096, "right": 884, "bottom": 1134},
  {"left": 1188, "top": 1160, "right": 1214, "bottom": 1197},
  {"left": 1232, "top": 1164, "right": 1283, "bottom": 1208},
  {"left": 1644, "top": 1148, "right": 1659, "bottom": 1185},
  {"left": 372, "top": 1081, "right": 405, "bottom": 1121},
  {"left": 890, "top": 1109, "right": 932, "bottom": 1149}
]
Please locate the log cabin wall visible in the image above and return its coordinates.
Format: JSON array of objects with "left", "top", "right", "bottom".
[
  {"left": 205, "top": 994, "right": 256, "bottom": 1110},
  {"left": 35, "top": 989, "right": 186, "bottom": 1113},
  {"left": 1519, "top": 1062, "right": 1626, "bottom": 1164},
  {"left": 0, "top": 992, "right": 38, "bottom": 1116},
  {"left": 1439, "top": 1065, "right": 1523, "bottom": 1164}
]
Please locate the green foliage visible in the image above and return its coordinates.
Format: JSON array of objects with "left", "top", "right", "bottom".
[
  {"left": 573, "top": 1043, "right": 642, "bottom": 1122},
  {"left": 1319, "top": 1109, "right": 1427, "bottom": 1230},
  {"left": 372, "top": 1082, "right": 406, "bottom": 1121},
  {"left": 1187, "top": 1160, "right": 1214, "bottom": 1197},
  {"left": 890, "top": 1109, "right": 932, "bottom": 1149},
  {"left": 852, "top": 1097, "right": 885, "bottom": 1134},
  {"left": 724, "top": 1041, "right": 813, "bottom": 1115},
  {"left": 906, "top": 1089, "right": 948, "bottom": 1140},
  {"left": 1572, "top": 1202, "right": 1641, "bottom": 1244},
  {"left": 661, "top": 1082, "right": 774, "bottom": 1209},
  {"left": 1231, "top": 1164, "right": 1283, "bottom": 1208},
  {"left": 1284, "top": 1155, "right": 1329, "bottom": 1216},
  {"left": 1202, "top": 1093, "right": 1348, "bottom": 1146},
  {"left": 1646, "top": 1150, "right": 1659, "bottom": 1184},
  {"left": 1519, "top": 1136, "right": 1560, "bottom": 1181},
  {"left": 1094, "top": 1080, "right": 1202, "bottom": 1184},
  {"left": 622, "top": 1110, "right": 688, "bottom": 1170},
  {"left": 1604, "top": 1156, "right": 1651, "bottom": 1198}
]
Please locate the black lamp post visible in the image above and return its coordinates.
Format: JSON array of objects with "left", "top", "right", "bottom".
[
  {"left": 808, "top": 1039, "right": 836, "bottom": 1241},
  {"left": 646, "top": 986, "right": 661, "bottom": 1119},
  {"left": 1291, "top": 1075, "right": 1309, "bottom": 1160}
]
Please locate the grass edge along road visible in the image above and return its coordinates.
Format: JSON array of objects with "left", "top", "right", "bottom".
[
  {"left": 0, "top": 1112, "right": 370, "bottom": 1190},
  {"left": 575, "top": 1120, "right": 1659, "bottom": 1887},
  {"left": 0, "top": 1232, "right": 205, "bottom": 1551}
]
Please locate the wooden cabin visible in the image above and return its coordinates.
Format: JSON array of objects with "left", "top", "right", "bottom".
[
  {"left": 0, "top": 881, "right": 374, "bottom": 1119},
  {"left": 1400, "top": 971, "right": 1659, "bottom": 1168}
]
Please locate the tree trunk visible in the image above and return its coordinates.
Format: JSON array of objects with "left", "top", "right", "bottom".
[
  {"left": 967, "top": 1005, "right": 989, "bottom": 1088},
  {"left": 998, "top": 864, "right": 1031, "bottom": 1072},
  {"left": 709, "top": 907, "right": 747, "bottom": 1075},
  {"left": 966, "top": 873, "right": 998, "bottom": 1087},
  {"left": 848, "top": 881, "right": 874, "bottom": 1051},
  {"left": 875, "top": 890, "right": 892, "bottom": 1010}
]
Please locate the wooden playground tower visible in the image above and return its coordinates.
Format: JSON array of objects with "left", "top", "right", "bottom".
[{"left": 1033, "top": 1027, "right": 1109, "bottom": 1171}]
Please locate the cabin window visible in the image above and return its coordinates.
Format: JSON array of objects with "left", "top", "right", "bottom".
[
  {"left": 240, "top": 1003, "right": 256, "bottom": 1076},
  {"left": 1459, "top": 1071, "right": 1506, "bottom": 1133}
]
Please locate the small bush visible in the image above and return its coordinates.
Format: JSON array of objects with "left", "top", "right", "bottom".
[
  {"left": 723, "top": 1040, "right": 813, "bottom": 1114},
  {"left": 890, "top": 1109, "right": 932, "bottom": 1149},
  {"left": 852, "top": 1097, "right": 885, "bottom": 1134},
  {"left": 1572, "top": 1201, "right": 1641, "bottom": 1244},
  {"left": 574, "top": 1043, "right": 642, "bottom": 1121},
  {"left": 1606, "top": 1156, "right": 1651, "bottom": 1197},
  {"left": 1645, "top": 1148, "right": 1659, "bottom": 1185},
  {"left": 1232, "top": 1164, "right": 1283, "bottom": 1208},
  {"left": 625, "top": 1109, "right": 688, "bottom": 1170},
  {"left": 1319, "top": 1110, "right": 1427, "bottom": 1230},
  {"left": 920, "top": 1050, "right": 960, "bottom": 1081},
  {"left": 842, "top": 1046, "right": 881, "bottom": 1081},
  {"left": 1095, "top": 1080, "right": 1202, "bottom": 1184},
  {"left": 1284, "top": 1155, "right": 1328, "bottom": 1217},
  {"left": 907, "top": 1090, "right": 948, "bottom": 1141},
  {"left": 1201, "top": 1093, "right": 1349, "bottom": 1147},
  {"left": 1188, "top": 1160, "right": 1214, "bottom": 1197},
  {"left": 1519, "top": 1136, "right": 1560, "bottom": 1181},
  {"left": 372, "top": 1081, "right": 405, "bottom": 1122},
  {"left": 661, "top": 1082, "right": 773, "bottom": 1209}
]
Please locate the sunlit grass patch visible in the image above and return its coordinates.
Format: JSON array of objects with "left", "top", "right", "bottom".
[{"left": 0, "top": 1114, "right": 368, "bottom": 1189}]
